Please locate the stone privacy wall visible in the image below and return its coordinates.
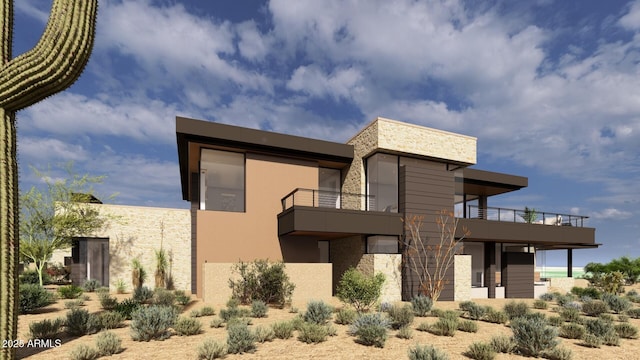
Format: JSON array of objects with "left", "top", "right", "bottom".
[
  {"left": 51, "top": 204, "right": 191, "bottom": 292},
  {"left": 355, "top": 254, "right": 402, "bottom": 304},
  {"left": 454, "top": 255, "right": 472, "bottom": 301},
  {"left": 330, "top": 235, "right": 365, "bottom": 291},
  {"left": 202, "top": 262, "right": 332, "bottom": 306}
]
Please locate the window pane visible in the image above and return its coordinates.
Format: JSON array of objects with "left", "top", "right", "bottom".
[
  {"left": 319, "top": 168, "right": 340, "bottom": 208},
  {"left": 367, "top": 236, "right": 399, "bottom": 254},
  {"left": 200, "top": 149, "right": 245, "bottom": 212},
  {"left": 366, "top": 153, "right": 398, "bottom": 212}
]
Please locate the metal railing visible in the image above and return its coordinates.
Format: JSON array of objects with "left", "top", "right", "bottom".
[
  {"left": 464, "top": 205, "right": 588, "bottom": 227},
  {"left": 281, "top": 188, "right": 374, "bottom": 211}
]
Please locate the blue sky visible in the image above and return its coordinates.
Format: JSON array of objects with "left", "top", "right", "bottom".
[{"left": 13, "top": 0, "right": 640, "bottom": 267}]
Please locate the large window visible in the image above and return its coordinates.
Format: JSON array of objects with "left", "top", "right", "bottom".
[
  {"left": 366, "top": 153, "right": 398, "bottom": 212},
  {"left": 367, "top": 236, "right": 399, "bottom": 254},
  {"left": 318, "top": 168, "right": 340, "bottom": 208},
  {"left": 200, "top": 149, "right": 245, "bottom": 212}
]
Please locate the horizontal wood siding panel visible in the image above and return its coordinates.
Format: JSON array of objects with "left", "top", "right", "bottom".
[{"left": 503, "top": 252, "right": 534, "bottom": 298}]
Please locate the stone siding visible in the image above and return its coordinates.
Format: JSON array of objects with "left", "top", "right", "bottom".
[
  {"left": 454, "top": 255, "right": 471, "bottom": 301},
  {"left": 330, "top": 235, "right": 365, "bottom": 291},
  {"left": 373, "top": 254, "right": 402, "bottom": 303}
]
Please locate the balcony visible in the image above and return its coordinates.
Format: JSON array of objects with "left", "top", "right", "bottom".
[
  {"left": 278, "top": 188, "right": 403, "bottom": 238},
  {"left": 457, "top": 205, "right": 596, "bottom": 248}
]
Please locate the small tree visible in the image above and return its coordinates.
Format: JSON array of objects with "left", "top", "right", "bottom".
[
  {"left": 336, "top": 268, "right": 385, "bottom": 312},
  {"left": 402, "top": 210, "right": 470, "bottom": 302},
  {"left": 19, "top": 163, "right": 111, "bottom": 286},
  {"left": 521, "top": 207, "right": 538, "bottom": 223}
]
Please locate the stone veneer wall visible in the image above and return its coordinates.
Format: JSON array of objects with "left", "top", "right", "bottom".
[
  {"left": 330, "top": 235, "right": 365, "bottom": 291},
  {"left": 354, "top": 254, "right": 402, "bottom": 304},
  {"left": 454, "top": 255, "right": 472, "bottom": 301},
  {"left": 51, "top": 204, "right": 191, "bottom": 292}
]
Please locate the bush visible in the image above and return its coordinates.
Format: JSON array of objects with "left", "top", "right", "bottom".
[
  {"left": 571, "top": 286, "right": 601, "bottom": 299},
  {"left": 408, "top": 344, "right": 449, "bottom": 360},
  {"left": 510, "top": 316, "right": 558, "bottom": 357},
  {"left": 548, "top": 315, "right": 563, "bottom": 326},
  {"left": 602, "top": 293, "right": 632, "bottom": 314},
  {"left": 431, "top": 317, "right": 458, "bottom": 337},
  {"left": 396, "top": 325, "right": 413, "bottom": 339},
  {"left": 297, "top": 322, "right": 329, "bottom": 344},
  {"left": 465, "top": 342, "right": 496, "bottom": 360},
  {"left": 303, "top": 300, "right": 333, "bottom": 325},
  {"left": 99, "top": 293, "right": 118, "bottom": 310},
  {"left": 69, "top": 344, "right": 98, "bottom": 360},
  {"left": 19, "top": 270, "right": 50, "bottom": 285},
  {"left": 175, "top": 316, "right": 202, "bottom": 336},
  {"left": 627, "top": 308, "right": 640, "bottom": 319},
  {"left": 65, "top": 299, "right": 84, "bottom": 309},
  {"left": 618, "top": 314, "right": 629, "bottom": 322},
  {"left": 503, "top": 301, "right": 530, "bottom": 320},
  {"left": 615, "top": 322, "right": 639, "bottom": 338},
  {"left": 483, "top": 309, "right": 508, "bottom": 324},
  {"left": 539, "top": 293, "right": 555, "bottom": 301},
  {"left": 272, "top": 321, "right": 295, "bottom": 339},
  {"left": 19, "top": 284, "right": 54, "bottom": 314},
  {"left": 152, "top": 287, "right": 176, "bottom": 306},
  {"left": 559, "top": 307, "right": 581, "bottom": 323},
  {"left": 582, "top": 333, "right": 602, "bottom": 348},
  {"left": 582, "top": 300, "right": 609, "bottom": 317},
  {"left": 197, "top": 339, "right": 227, "bottom": 360},
  {"left": 335, "top": 307, "right": 358, "bottom": 325},
  {"left": 532, "top": 299, "right": 548, "bottom": 310},
  {"left": 225, "top": 317, "right": 252, "bottom": 329},
  {"left": 229, "top": 259, "right": 295, "bottom": 307},
  {"left": 219, "top": 304, "right": 250, "bottom": 322},
  {"left": 193, "top": 306, "right": 216, "bottom": 317},
  {"left": 348, "top": 313, "right": 389, "bottom": 347},
  {"left": 82, "top": 279, "right": 101, "bottom": 292},
  {"left": 133, "top": 286, "right": 154, "bottom": 304},
  {"left": 251, "top": 300, "right": 269, "bottom": 318},
  {"left": 210, "top": 318, "right": 224, "bottom": 328},
  {"left": 543, "top": 346, "right": 573, "bottom": 360},
  {"left": 387, "top": 303, "right": 414, "bottom": 329},
  {"left": 113, "top": 298, "right": 140, "bottom": 320},
  {"left": 458, "top": 319, "right": 479, "bottom": 333},
  {"left": 411, "top": 294, "right": 433, "bottom": 317},
  {"left": 459, "top": 301, "right": 486, "bottom": 320},
  {"left": 554, "top": 294, "right": 574, "bottom": 307},
  {"left": 335, "top": 268, "right": 385, "bottom": 312},
  {"left": 92, "top": 311, "right": 124, "bottom": 330},
  {"left": 559, "top": 323, "right": 585, "bottom": 339},
  {"left": 563, "top": 301, "right": 582, "bottom": 311},
  {"left": 603, "top": 331, "right": 621, "bottom": 346},
  {"left": 599, "top": 313, "right": 615, "bottom": 322},
  {"left": 66, "top": 308, "right": 91, "bottom": 336},
  {"left": 227, "top": 322, "right": 256, "bottom": 353},
  {"left": 57, "top": 285, "right": 83, "bottom": 299},
  {"left": 130, "top": 305, "right": 178, "bottom": 341},
  {"left": 28, "top": 318, "right": 64, "bottom": 339},
  {"left": 416, "top": 321, "right": 430, "bottom": 332},
  {"left": 253, "top": 325, "right": 275, "bottom": 343},
  {"left": 489, "top": 335, "right": 515, "bottom": 353},
  {"left": 584, "top": 317, "right": 616, "bottom": 338},
  {"left": 95, "top": 331, "right": 122, "bottom": 356},
  {"left": 174, "top": 290, "right": 191, "bottom": 306}
]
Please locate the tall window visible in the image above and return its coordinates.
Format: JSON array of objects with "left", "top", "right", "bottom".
[
  {"left": 366, "top": 153, "right": 398, "bottom": 212},
  {"left": 200, "top": 149, "right": 245, "bottom": 212},
  {"left": 318, "top": 168, "right": 340, "bottom": 208}
]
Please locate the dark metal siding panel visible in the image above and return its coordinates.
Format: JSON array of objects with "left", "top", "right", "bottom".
[
  {"left": 277, "top": 207, "right": 403, "bottom": 236},
  {"left": 503, "top": 252, "right": 534, "bottom": 298},
  {"left": 190, "top": 172, "right": 199, "bottom": 294}
]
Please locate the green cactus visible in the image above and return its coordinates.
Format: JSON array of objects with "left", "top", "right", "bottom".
[{"left": 0, "top": 1, "right": 97, "bottom": 359}]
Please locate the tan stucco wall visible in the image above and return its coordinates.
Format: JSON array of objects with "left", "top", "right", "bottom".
[
  {"left": 202, "top": 262, "right": 332, "bottom": 306},
  {"left": 196, "top": 154, "right": 318, "bottom": 296},
  {"left": 51, "top": 204, "right": 191, "bottom": 292},
  {"left": 454, "top": 255, "right": 472, "bottom": 301}
]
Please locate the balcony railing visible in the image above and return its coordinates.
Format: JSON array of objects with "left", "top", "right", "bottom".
[
  {"left": 464, "top": 205, "right": 589, "bottom": 227},
  {"left": 281, "top": 188, "right": 373, "bottom": 211}
]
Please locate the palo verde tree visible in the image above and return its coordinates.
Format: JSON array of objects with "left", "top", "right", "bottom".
[
  {"left": 402, "top": 210, "right": 470, "bottom": 302},
  {"left": 20, "top": 163, "right": 110, "bottom": 287},
  {"left": 0, "top": 1, "right": 97, "bottom": 359}
]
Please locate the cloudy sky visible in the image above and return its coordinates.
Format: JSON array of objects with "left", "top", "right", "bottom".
[{"left": 13, "top": 0, "right": 640, "bottom": 267}]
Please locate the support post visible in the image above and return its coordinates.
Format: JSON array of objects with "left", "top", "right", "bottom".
[
  {"left": 567, "top": 249, "right": 573, "bottom": 278},
  {"left": 484, "top": 241, "right": 496, "bottom": 298}
]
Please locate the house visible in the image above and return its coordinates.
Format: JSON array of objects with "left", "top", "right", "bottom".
[{"left": 176, "top": 116, "right": 597, "bottom": 302}]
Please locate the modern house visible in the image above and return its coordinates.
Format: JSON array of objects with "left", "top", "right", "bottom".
[{"left": 177, "top": 116, "right": 597, "bottom": 302}]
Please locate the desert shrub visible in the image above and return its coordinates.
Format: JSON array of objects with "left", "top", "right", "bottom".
[
  {"left": 599, "top": 313, "right": 615, "bottom": 322},
  {"left": 81, "top": 279, "right": 101, "bottom": 292},
  {"left": 387, "top": 303, "right": 414, "bottom": 329},
  {"left": 297, "top": 322, "right": 329, "bottom": 344},
  {"left": 582, "top": 300, "right": 609, "bottom": 317},
  {"left": 603, "top": 331, "right": 621, "bottom": 346},
  {"left": 559, "top": 323, "right": 585, "bottom": 339},
  {"left": 226, "top": 317, "right": 252, "bottom": 328},
  {"left": 484, "top": 309, "right": 508, "bottom": 324},
  {"left": 229, "top": 259, "right": 295, "bottom": 307},
  {"left": 543, "top": 346, "right": 573, "bottom": 360},
  {"left": 584, "top": 317, "right": 616, "bottom": 338},
  {"left": 348, "top": 313, "right": 389, "bottom": 347},
  {"left": 548, "top": 316, "right": 563, "bottom": 326},
  {"left": 251, "top": 300, "right": 268, "bottom": 318},
  {"left": 92, "top": 311, "right": 124, "bottom": 330},
  {"left": 113, "top": 298, "right": 140, "bottom": 320},
  {"left": 563, "top": 301, "right": 582, "bottom": 311},
  {"left": 194, "top": 306, "right": 216, "bottom": 317},
  {"left": 618, "top": 314, "right": 630, "bottom": 322},
  {"left": 174, "top": 290, "right": 191, "bottom": 305},
  {"left": 65, "top": 299, "right": 84, "bottom": 309},
  {"left": 303, "top": 300, "right": 333, "bottom": 325},
  {"left": 19, "top": 270, "right": 49, "bottom": 285},
  {"left": 271, "top": 321, "right": 295, "bottom": 339},
  {"left": 19, "top": 284, "right": 54, "bottom": 314},
  {"left": 132, "top": 286, "right": 154, "bottom": 304},
  {"left": 397, "top": 325, "right": 413, "bottom": 339},
  {"left": 458, "top": 319, "right": 479, "bottom": 333},
  {"left": 290, "top": 315, "right": 305, "bottom": 330},
  {"left": 416, "top": 321, "right": 430, "bottom": 332},
  {"left": 460, "top": 301, "right": 486, "bottom": 320},
  {"left": 489, "top": 335, "right": 515, "bottom": 353},
  {"left": 253, "top": 325, "right": 275, "bottom": 343},
  {"left": 57, "top": 285, "right": 83, "bottom": 299},
  {"left": 571, "top": 286, "right": 601, "bottom": 299},
  {"left": 378, "top": 302, "right": 393, "bottom": 312},
  {"left": 175, "top": 316, "right": 203, "bottom": 336},
  {"left": 533, "top": 299, "right": 549, "bottom": 310},
  {"left": 411, "top": 294, "right": 433, "bottom": 317},
  {"left": 69, "top": 344, "right": 98, "bottom": 360},
  {"left": 99, "top": 293, "right": 118, "bottom": 310},
  {"left": 431, "top": 317, "right": 458, "bottom": 337},
  {"left": 408, "top": 344, "right": 449, "bottom": 360},
  {"left": 95, "top": 331, "right": 122, "bottom": 356},
  {"left": 289, "top": 307, "right": 299, "bottom": 313},
  {"left": 227, "top": 322, "right": 256, "bottom": 354},
  {"left": 152, "top": 287, "right": 176, "bottom": 307},
  {"left": 66, "top": 308, "right": 91, "bottom": 336},
  {"left": 197, "top": 338, "right": 227, "bottom": 360},
  {"left": 219, "top": 305, "right": 250, "bottom": 321},
  {"left": 130, "top": 305, "right": 178, "bottom": 341},
  {"left": 336, "top": 268, "right": 385, "bottom": 312},
  {"left": 503, "top": 301, "right": 530, "bottom": 320},
  {"left": 335, "top": 307, "right": 358, "bottom": 325},
  {"left": 510, "top": 316, "right": 558, "bottom": 357},
  {"left": 465, "top": 342, "right": 496, "bottom": 360},
  {"left": 430, "top": 308, "right": 445, "bottom": 317},
  {"left": 210, "top": 318, "right": 224, "bottom": 328},
  {"left": 627, "top": 308, "right": 640, "bottom": 318},
  {"left": 28, "top": 318, "right": 64, "bottom": 339},
  {"left": 582, "top": 333, "right": 602, "bottom": 348},
  {"left": 115, "top": 279, "right": 127, "bottom": 294},
  {"left": 615, "top": 322, "right": 639, "bottom": 338},
  {"left": 539, "top": 293, "right": 555, "bottom": 301},
  {"left": 602, "top": 293, "right": 632, "bottom": 313},
  {"left": 559, "top": 307, "right": 581, "bottom": 323}
]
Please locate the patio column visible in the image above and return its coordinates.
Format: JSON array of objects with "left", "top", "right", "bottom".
[
  {"left": 567, "top": 249, "right": 573, "bottom": 278},
  {"left": 478, "top": 195, "right": 488, "bottom": 219},
  {"left": 484, "top": 241, "right": 496, "bottom": 298}
]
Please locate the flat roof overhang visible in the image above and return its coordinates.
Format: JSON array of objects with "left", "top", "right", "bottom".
[
  {"left": 460, "top": 168, "right": 528, "bottom": 197},
  {"left": 177, "top": 116, "right": 354, "bottom": 200},
  {"left": 456, "top": 218, "right": 596, "bottom": 247},
  {"left": 278, "top": 206, "right": 404, "bottom": 238}
]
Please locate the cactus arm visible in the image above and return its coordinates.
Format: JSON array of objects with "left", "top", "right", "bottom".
[{"left": 0, "top": 0, "right": 98, "bottom": 111}]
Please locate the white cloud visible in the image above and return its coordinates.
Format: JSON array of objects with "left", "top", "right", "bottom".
[
  {"left": 591, "top": 208, "right": 633, "bottom": 220},
  {"left": 15, "top": 0, "right": 49, "bottom": 23},
  {"left": 19, "top": 137, "right": 88, "bottom": 162},
  {"left": 237, "top": 21, "right": 271, "bottom": 61},
  {"left": 619, "top": 0, "right": 640, "bottom": 31},
  {"left": 287, "top": 66, "right": 364, "bottom": 101}
]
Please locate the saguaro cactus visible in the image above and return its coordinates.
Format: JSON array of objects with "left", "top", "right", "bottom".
[{"left": 0, "top": 1, "right": 97, "bottom": 359}]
